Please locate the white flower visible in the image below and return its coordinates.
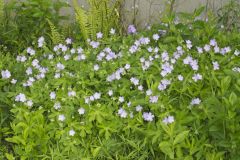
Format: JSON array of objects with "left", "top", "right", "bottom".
[
  {"left": 26, "top": 67, "right": 33, "bottom": 75},
  {"left": 69, "top": 129, "right": 75, "bottom": 136},
  {"left": 234, "top": 50, "right": 240, "bottom": 56},
  {"left": 130, "top": 77, "right": 139, "bottom": 86},
  {"left": 110, "top": 28, "right": 116, "bottom": 35},
  {"left": 97, "top": 32, "right": 103, "bottom": 39},
  {"left": 138, "top": 85, "right": 143, "bottom": 91},
  {"left": 136, "top": 105, "right": 143, "bottom": 112},
  {"left": 146, "top": 89, "right": 152, "bottom": 96},
  {"left": 149, "top": 96, "right": 158, "bottom": 103},
  {"left": 192, "top": 73, "right": 202, "bottom": 82},
  {"left": 27, "top": 47, "right": 36, "bottom": 55},
  {"left": 26, "top": 100, "right": 33, "bottom": 107},
  {"left": 78, "top": 107, "right": 85, "bottom": 115},
  {"left": 93, "top": 92, "right": 101, "bottom": 99},
  {"left": 210, "top": 39, "right": 217, "bottom": 46},
  {"left": 15, "top": 93, "right": 27, "bottom": 102},
  {"left": 124, "top": 64, "right": 131, "bottom": 70},
  {"left": 68, "top": 91, "right": 76, "bottom": 97},
  {"left": 66, "top": 38, "right": 72, "bottom": 44},
  {"left": 108, "top": 90, "right": 113, "bottom": 96},
  {"left": 32, "top": 59, "right": 39, "bottom": 67},
  {"left": 118, "top": 108, "right": 128, "bottom": 118},
  {"left": 64, "top": 54, "right": 71, "bottom": 61},
  {"left": 94, "top": 64, "right": 99, "bottom": 71},
  {"left": 56, "top": 63, "right": 65, "bottom": 70},
  {"left": 54, "top": 73, "right": 61, "bottom": 79},
  {"left": 212, "top": 61, "right": 219, "bottom": 70},
  {"left": 54, "top": 102, "right": 61, "bottom": 110},
  {"left": 197, "top": 47, "right": 203, "bottom": 54},
  {"left": 119, "top": 96, "right": 124, "bottom": 103},
  {"left": 11, "top": 79, "right": 17, "bottom": 84},
  {"left": 50, "top": 92, "right": 56, "bottom": 100},
  {"left": 190, "top": 98, "right": 201, "bottom": 105},
  {"left": 153, "top": 34, "right": 160, "bottom": 40},
  {"left": 1, "top": 70, "right": 11, "bottom": 79},
  {"left": 58, "top": 114, "right": 65, "bottom": 121},
  {"left": 178, "top": 75, "right": 184, "bottom": 81},
  {"left": 204, "top": 44, "right": 211, "bottom": 52},
  {"left": 162, "top": 116, "right": 174, "bottom": 124},
  {"left": 142, "top": 112, "right": 154, "bottom": 122}
]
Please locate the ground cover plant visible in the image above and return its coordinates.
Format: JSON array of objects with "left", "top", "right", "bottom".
[{"left": 0, "top": 13, "right": 240, "bottom": 159}]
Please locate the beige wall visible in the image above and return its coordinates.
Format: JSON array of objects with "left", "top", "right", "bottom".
[{"left": 67, "top": 0, "right": 231, "bottom": 28}]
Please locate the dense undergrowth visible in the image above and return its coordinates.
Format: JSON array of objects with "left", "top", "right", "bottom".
[{"left": 0, "top": 0, "right": 240, "bottom": 160}]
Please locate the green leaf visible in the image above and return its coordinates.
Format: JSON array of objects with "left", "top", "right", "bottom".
[
  {"left": 5, "top": 153, "right": 15, "bottom": 160},
  {"left": 229, "top": 92, "right": 237, "bottom": 106},
  {"left": 173, "top": 130, "right": 189, "bottom": 145},
  {"left": 159, "top": 141, "right": 174, "bottom": 159}
]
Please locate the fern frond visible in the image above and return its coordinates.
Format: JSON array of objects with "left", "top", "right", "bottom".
[
  {"left": 73, "top": 0, "right": 89, "bottom": 42},
  {"left": 47, "top": 19, "right": 63, "bottom": 45},
  {"left": 0, "top": 0, "right": 4, "bottom": 23}
]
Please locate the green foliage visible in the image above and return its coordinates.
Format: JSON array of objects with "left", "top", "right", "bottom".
[
  {"left": 217, "top": 0, "right": 240, "bottom": 31},
  {"left": 73, "top": 0, "right": 122, "bottom": 42},
  {"left": 47, "top": 19, "right": 64, "bottom": 45}
]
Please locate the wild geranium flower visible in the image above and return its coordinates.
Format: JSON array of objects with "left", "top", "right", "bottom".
[
  {"left": 54, "top": 102, "right": 61, "bottom": 110},
  {"left": 142, "top": 112, "right": 154, "bottom": 122},
  {"left": 118, "top": 108, "right": 127, "bottom": 118},
  {"left": 127, "top": 101, "right": 131, "bottom": 107},
  {"left": 178, "top": 75, "right": 184, "bottom": 81},
  {"left": 124, "top": 64, "right": 131, "bottom": 70},
  {"left": 32, "top": 59, "right": 39, "bottom": 67},
  {"left": 212, "top": 61, "right": 220, "bottom": 70},
  {"left": 108, "top": 90, "right": 113, "bottom": 96},
  {"left": 162, "top": 116, "right": 174, "bottom": 124},
  {"left": 50, "top": 92, "right": 56, "bottom": 100},
  {"left": 186, "top": 40, "right": 192, "bottom": 49},
  {"left": 153, "top": 34, "right": 160, "bottom": 40},
  {"left": 38, "top": 37, "right": 45, "bottom": 48},
  {"left": 93, "top": 92, "right": 101, "bottom": 100},
  {"left": 135, "top": 105, "right": 143, "bottom": 112},
  {"left": 119, "top": 96, "right": 124, "bottom": 103},
  {"left": 26, "top": 67, "right": 33, "bottom": 75},
  {"left": 58, "top": 114, "right": 65, "bottom": 121},
  {"left": 1, "top": 70, "right": 11, "bottom": 79},
  {"left": 27, "top": 47, "right": 36, "bottom": 55},
  {"left": 210, "top": 39, "right": 217, "bottom": 46},
  {"left": 129, "top": 45, "right": 138, "bottom": 54},
  {"left": 93, "top": 64, "right": 99, "bottom": 71},
  {"left": 139, "top": 37, "right": 150, "bottom": 45},
  {"left": 138, "top": 85, "right": 143, "bottom": 91},
  {"left": 54, "top": 73, "right": 61, "bottom": 79},
  {"left": 68, "top": 91, "right": 76, "bottom": 97},
  {"left": 192, "top": 73, "right": 202, "bottom": 82},
  {"left": 11, "top": 79, "right": 17, "bottom": 84},
  {"left": 161, "top": 51, "right": 169, "bottom": 62},
  {"left": 234, "top": 50, "right": 240, "bottom": 56},
  {"left": 64, "top": 54, "right": 71, "bottom": 61},
  {"left": 128, "top": 25, "right": 137, "bottom": 34},
  {"left": 16, "top": 55, "right": 27, "bottom": 62},
  {"left": 191, "top": 98, "right": 201, "bottom": 105},
  {"left": 149, "top": 96, "right": 158, "bottom": 103},
  {"left": 66, "top": 38, "right": 72, "bottom": 44},
  {"left": 158, "top": 79, "right": 171, "bottom": 91},
  {"left": 214, "top": 46, "right": 220, "bottom": 53},
  {"left": 69, "top": 129, "right": 75, "bottom": 136},
  {"left": 130, "top": 77, "right": 139, "bottom": 86},
  {"left": 197, "top": 47, "right": 203, "bottom": 54},
  {"left": 90, "top": 41, "right": 100, "bottom": 49},
  {"left": 204, "top": 44, "right": 211, "bottom": 52},
  {"left": 56, "top": 63, "right": 65, "bottom": 70},
  {"left": 26, "top": 100, "right": 33, "bottom": 107},
  {"left": 78, "top": 107, "right": 85, "bottom": 115},
  {"left": 15, "top": 93, "right": 27, "bottom": 102},
  {"left": 110, "top": 28, "right": 116, "bottom": 35},
  {"left": 146, "top": 89, "right": 152, "bottom": 96},
  {"left": 96, "top": 32, "right": 103, "bottom": 39}
]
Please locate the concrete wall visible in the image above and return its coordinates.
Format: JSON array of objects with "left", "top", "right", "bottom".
[{"left": 66, "top": 0, "right": 231, "bottom": 28}]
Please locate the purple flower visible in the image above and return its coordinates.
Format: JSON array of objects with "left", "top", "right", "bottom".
[{"left": 128, "top": 25, "right": 137, "bottom": 34}]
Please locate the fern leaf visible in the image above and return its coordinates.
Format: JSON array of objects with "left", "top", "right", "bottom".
[
  {"left": 73, "top": 0, "right": 89, "bottom": 42},
  {"left": 47, "top": 19, "right": 63, "bottom": 45}
]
